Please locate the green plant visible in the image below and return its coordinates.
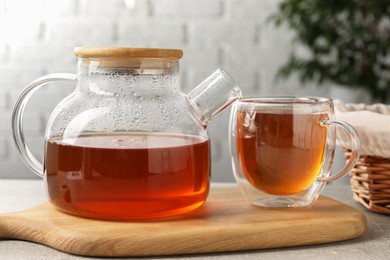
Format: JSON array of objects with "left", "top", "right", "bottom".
[{"left": 271, "top": 0, "right": 390, "bottom": 102}]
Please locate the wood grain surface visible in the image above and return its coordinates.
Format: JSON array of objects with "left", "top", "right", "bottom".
[{"left": 0, "top": 185, "right": 367, "bottom": 257}]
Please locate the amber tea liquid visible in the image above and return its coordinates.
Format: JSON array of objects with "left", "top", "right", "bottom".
[
  {"left": 237, "top": 111, "right": 327, "bottom": 195},
  {"left": 44, "top": 133, "right": 210, "bottom": 220}
]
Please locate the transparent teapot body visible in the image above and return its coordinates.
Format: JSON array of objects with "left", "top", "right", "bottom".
[
  {"left": 44, "top": 57, "right": 211, "bottom": 220},
  {"left": 12, "top": 47, "right": 241, "bottom": 220}
]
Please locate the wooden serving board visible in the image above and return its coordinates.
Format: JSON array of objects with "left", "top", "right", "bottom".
[{"left": 0, "top": 185, "right": 366, "bottom": 257}]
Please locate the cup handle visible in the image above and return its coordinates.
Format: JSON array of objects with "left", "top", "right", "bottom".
[
  {"left": 12, "top": 73, "right": 77, "bottom": 178},
  {"left": 317, "top": 119, "right": 361, "bottom": 183}
]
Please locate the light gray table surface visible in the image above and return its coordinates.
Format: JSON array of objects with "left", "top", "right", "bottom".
[{"left": 0, "top": 179, "right": 389, "bottom": 260}]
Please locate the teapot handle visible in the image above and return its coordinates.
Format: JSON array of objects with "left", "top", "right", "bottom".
[{"left": 12, "top": 73, "right": 77, "bottom": 178}]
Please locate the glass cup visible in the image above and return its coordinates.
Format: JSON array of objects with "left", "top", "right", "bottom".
[{"left": 229, "top": 96, "right": 361, "bottom": 208}]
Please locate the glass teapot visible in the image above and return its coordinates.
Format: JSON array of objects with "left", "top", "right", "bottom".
[{"left": 12, "top": 47, "right": 241, "bottom": 220}]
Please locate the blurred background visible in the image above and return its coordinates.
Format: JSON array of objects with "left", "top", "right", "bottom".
[{"left": 0, "top": 0, "right": 388, "bottom": 181}]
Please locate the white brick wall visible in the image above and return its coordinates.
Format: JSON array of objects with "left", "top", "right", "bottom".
[
  {"left": 153, "top": 0, "right": 222, "bottom": 18},
  {"left": 117, "top": 21, "right": 186, "bottom": 47},
  {"left": 0, "top": 90, "right": 8, "bottom": 108},
  {"left": 0, "top": 0, "right": 365, "bottom": 180},
  {"left": 190, "top": 21, "right": 257, "bottom": 46},
  {"left": 80, "top": 0, "right": 124, "bottom": 16},
  {"left": 45, "top": 19, "right": 116, "bottom": 46}
]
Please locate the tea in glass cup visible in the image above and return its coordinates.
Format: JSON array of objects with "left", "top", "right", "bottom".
[{"left": 229, "top": 97, "right": 360, "bottom": 208}]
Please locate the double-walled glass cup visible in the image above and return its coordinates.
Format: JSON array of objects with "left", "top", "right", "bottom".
[{"left": 229, "top": 96, "right": 360, "bottom": 208}]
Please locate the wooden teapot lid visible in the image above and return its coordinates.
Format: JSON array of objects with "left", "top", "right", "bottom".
[{"left": 74, "top": 47, "right": 183, "bottom": 59}]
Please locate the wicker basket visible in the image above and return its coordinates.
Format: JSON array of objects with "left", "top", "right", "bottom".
[{"left": 344, "top": 150, "right": 390, "bottom": 214}]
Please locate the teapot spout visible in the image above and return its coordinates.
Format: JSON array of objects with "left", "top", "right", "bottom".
[{"left": 187, "top": 69, "right": 242, "bottom": 125}]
